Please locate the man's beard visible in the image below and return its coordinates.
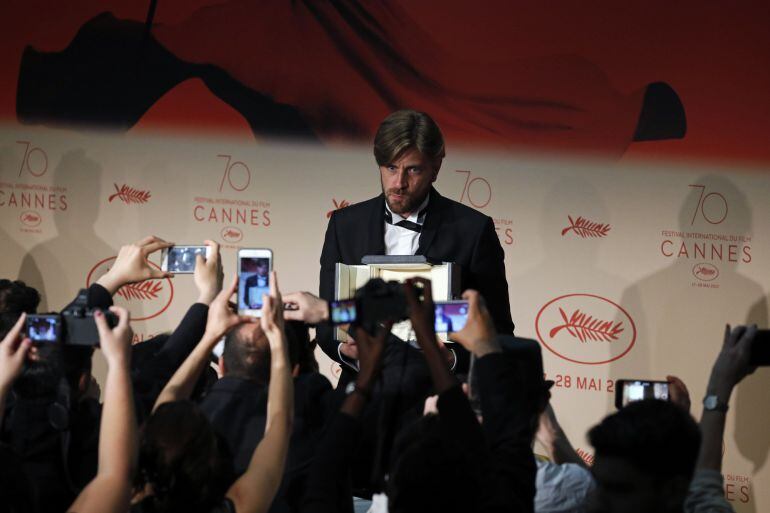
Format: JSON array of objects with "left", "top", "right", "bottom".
[{"left": 383, "top": 187, "right": 425, "bottom": 216}]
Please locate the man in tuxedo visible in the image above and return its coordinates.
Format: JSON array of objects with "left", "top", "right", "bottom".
[{"left": 318, "top": 109, "right": 515, "bottom": 369}]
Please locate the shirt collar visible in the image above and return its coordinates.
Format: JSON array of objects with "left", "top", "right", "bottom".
[{"left": 384, "top": 194, "right": 430, "bottom": 225}]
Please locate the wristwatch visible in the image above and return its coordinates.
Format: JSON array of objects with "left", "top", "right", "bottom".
[
  {"left": 345, "top": 381, "right": 372, "bottom": 401},
  {"left": 702, "top": 394, "right": 729, "bottom": 413}
]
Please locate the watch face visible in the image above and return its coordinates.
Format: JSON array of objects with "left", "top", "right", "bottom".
[
  {"left": 345, "top": 381, "right": 356, "bottom": 395},
  {"left": 704, "top": 396, "right": 717, "bottom": 409}
]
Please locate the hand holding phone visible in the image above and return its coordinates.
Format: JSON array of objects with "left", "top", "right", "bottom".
[
  {"left": 161, "top": 245, "right": 212, "bottom": 274},
  {"left": 615, "top": 379, "right": 670, "bottom": 409}
]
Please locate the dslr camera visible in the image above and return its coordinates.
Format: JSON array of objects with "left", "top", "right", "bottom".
[
  {"left": 331, "top": 278, "right": 423, "bottom": 333},
  {"left": 26, "top": 289, "right": 117, "bottom": 346}
]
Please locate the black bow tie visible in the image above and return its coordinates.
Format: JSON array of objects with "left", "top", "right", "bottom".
[{"left": 384, "top": 207, "right": 427, "bottom": 233}]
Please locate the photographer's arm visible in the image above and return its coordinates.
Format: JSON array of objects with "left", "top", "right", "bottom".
[
  {"left": 95, "top": 236, "right": 173, "bottom": 297},
  {"left": 68, "top": 307, "right": 136, "bottom": 513},
  {"left": 684, "top": 324, "right": 755, "bottom": 513},
  {"left": 404, "top": 279, "right": 457, "bottom": 393},
  {"left": 0, "top": 314, "right": 31, "bottom": 427},
  {"left": 152, "top": 276, "right": 254, "bottom": 411},
  {"left": 227, "top": 273, "right": 293, "bottom": 513},
  {"left": 537, "top": 404, "right": 588, "bottom": 468},
  {"left": 302, "top": 323, "right": 390, "bottom": 513},
  {"left": 133, "top": 242, "right": 223, "bottom": 404}
]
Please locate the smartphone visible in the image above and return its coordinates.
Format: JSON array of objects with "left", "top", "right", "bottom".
[
  {"left": 751, "top": 329, "right": 770, "bottom": 366},
  {"left": 26, "top": 314, "right": 61, "bottom": 343},
  {"left": 329, "top": 299, "right": 357, "bottom": 325},
  {"left": 435, "top": 300, "right": 469, "bottom": 333},
  {"left": 237, "top": 248, "right": 273, "bottom": 316},
  {"left": 161, "top": 245, "right": 211, "bottom": 273},
  {"left": 615, "top": 379, "right": 669, "bottom": 409}
]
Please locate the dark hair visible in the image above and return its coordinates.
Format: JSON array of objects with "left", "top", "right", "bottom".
[
  {"left": 0, "top": 279, "right": 40, "bottom": 315},
  {"left": 222, "top": 324, "right": 271, "bottom": 384},
  {"left": 223, "top": 321, "right": 316, "bottom": 381},
  {"left": 588, "top": 399, "right": 701, "bottom": 480},
  {"left": 135, "top": 401, "right": 233, "bottom": 513},
  {"left": 373, "top": 110, "right": 445, "bottom": 167},
  {"left": 388, "top": 415, "right": 480, "bottom": 513},
  {"left": 12, "top": 344, "right": 92, "bottom": 400}
]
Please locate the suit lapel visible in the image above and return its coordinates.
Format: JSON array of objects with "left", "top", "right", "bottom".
[
  {"left": 364, "top": 193, "right": 386, "bottom": 256},
  {"left": 416, "top": 188, "right": 442, "bottom": 256}
]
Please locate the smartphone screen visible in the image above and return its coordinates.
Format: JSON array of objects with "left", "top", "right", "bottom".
[
  {"left": 330, "top": 299, "right": 357, "bottom": 325},
  {"left": 26, "top": 314, "right": 61, "bottom": 343},
  {"left": 238, "top": 249, "right": 273, "bottom": 316},
  {"left": 615, "top": 379, "right": 669, "bottom": 408},
  {"left": 162, "top": 245, "right": 209, "bottom": 273},
  {"left": 434, "top": 301, "right": 469, "bottom": 333}
]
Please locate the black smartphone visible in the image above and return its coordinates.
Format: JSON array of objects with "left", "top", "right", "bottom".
[
  {"left": 615, "top": 379, "right": 670, "bottom": 409},
  {"left": 750, "top": 329, "right": 770, "bottom": 366},
  {"left": 26, "top": 314, "right": 62, "bottom": 343}
]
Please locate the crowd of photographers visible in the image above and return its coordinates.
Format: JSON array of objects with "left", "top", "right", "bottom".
[{"left": 0, "top": 236, "right": 761, "bottom": 513}]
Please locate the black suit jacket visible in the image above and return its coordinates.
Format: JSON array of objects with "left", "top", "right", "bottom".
[
  {"left": 317, "top": 187, "right": 515, "bottom": 362},
  {"left": 199, "top": 372, "right": 333, "bottom": 513}
]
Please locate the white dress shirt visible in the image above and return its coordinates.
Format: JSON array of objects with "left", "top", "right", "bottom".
[{"left": 384, "top": 195, "right": 429, "bottom": 255}]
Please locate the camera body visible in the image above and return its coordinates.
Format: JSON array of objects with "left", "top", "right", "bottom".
[
  {"left": 355, "top": 278, "right": 410, "bottom": 329},
  {"left": 26, "top": 289, "right": 117, "bottom": 346}
]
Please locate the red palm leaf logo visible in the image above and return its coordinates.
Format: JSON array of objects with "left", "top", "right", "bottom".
[
  {"left": 117, "top": 280, "right": 163, "bottom": 301},
  {"left": 108, "top": 183, "right": 151, "bottom": 204},
  {"left": 326, "top": 199, "right": 350, "bottom": 218},
  {"left": 549, "top": 308, "right": 624, "bottom": 342},
  {"left": 561, "top": 215, "right": 610, "bottom": 238}
]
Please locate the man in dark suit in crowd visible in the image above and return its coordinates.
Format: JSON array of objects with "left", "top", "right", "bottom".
[
  {"left": 200, "top": 321, "right": 332, "bottom": 513},
  {"left": 318, "top": 109, "right": 515, "bottom": 370}
]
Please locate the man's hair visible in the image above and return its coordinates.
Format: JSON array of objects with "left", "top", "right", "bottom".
[
  {"left": 222, "top": 324, "right": 271, "bottom": 384},
  {"left": 223, "top": 321, "right": 316, "bottom": 382},
  {"left": 0, "top": 279, "right": 40, "bottom": 315},
  {"left": 373, "top": 110, "right": 445, "bottom": 166},
  {"left": 588, "top": 399, "right": 701, "bottom": 480}
]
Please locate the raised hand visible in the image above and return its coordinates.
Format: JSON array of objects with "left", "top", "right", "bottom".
[
  {"left": 194, "top": 240, "right": 224, "bottom": 305},
  {"left": 666, "top": 375, "right": 691, "bottom": 412},
  {"left": 204, "top": 275, "right": 256, "bottom": 341},
  {"left": 95, "top": 306, "right": 132, "bottom": 368},
  {"left": 0, "top": 313, "right": 32, "bottom": 391},
  {"left": 707, "top": 324, "right": 757, "bottom": 400},
  {"left": 449, "top": 289, "right": 500, "bottom": 357},
  {"left": 283, "top": 291, "right": 329, "bottom": 324},
  {"left": 97, "top": 236, "right": 174, "bottom": 295},
  {"left": 261, "top": 272, "right": 286, "bottom": 345},
  {"left": 403, "top": 277, "right": 435, "bottom": 343}
]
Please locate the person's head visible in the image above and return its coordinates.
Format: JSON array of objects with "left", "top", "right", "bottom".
[
  {"left": 136, "top": 401, "right": 233, "bottom": 513},
  {"left": 388, "top": 414, "right": 480, "bottom": 513},
  {"left": 221, "top": 323, "right": 271, "bottom": 384},
  {"left": 11, "top": 340, "right": 93, "bottom": 402},
  {"left": 374, "top": 110, "right": 445, "bottom": 216},
  {"left": 0, "top": 279, "right": 40, "bottom": 316},
  {"left": 221, "top": 321, "right": 316, "bottom": 381},
  {"left": 587, "top": 400, "right": 701, "bottom": 513},
  {"left": 492, "top": 336, "right": 551, "bottom": 433}
]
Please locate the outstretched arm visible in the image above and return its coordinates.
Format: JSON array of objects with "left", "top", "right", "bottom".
[
  {"left": 0, "top": 314, "right": 32, "bottom": 427},
  {"left": 153, "top": 275, "right": 255, "bottom": 411},
  {"left": 227, "top": 272, "right": 294, "bottom": 513},
  {"left": 68, "top": 307, "right": 136, "bottom": 513}
]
